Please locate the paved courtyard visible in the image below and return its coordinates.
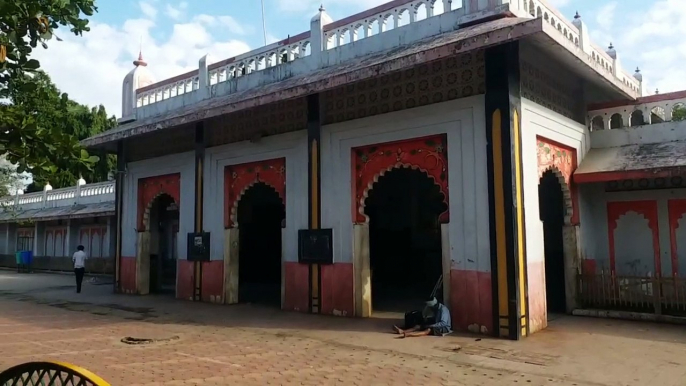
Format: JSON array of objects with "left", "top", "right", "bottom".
[{"left": 0, "top": 271, "right": 685, "bottom": 385}]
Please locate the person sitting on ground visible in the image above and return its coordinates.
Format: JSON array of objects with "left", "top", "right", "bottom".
[{"left": 394, "top": 297, "right": 452, "bottom": 338}]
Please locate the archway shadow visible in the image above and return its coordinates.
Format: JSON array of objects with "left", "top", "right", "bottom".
[
  {"left": 236, "top": 182, "right": 285, "bottom": 307},
  {"left": 364, "top": 167, "right": 447, "bottom": 314}
]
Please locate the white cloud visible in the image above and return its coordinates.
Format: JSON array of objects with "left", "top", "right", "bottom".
[
  {"left": 32, "top": 13, "right": 251, "bottom": 118},
  {"left": 276, "top": 0, "right": 388, "bottom": 14},
  {"left": 139, "top": 1, "right": 157, "bottom": 19},
  {"left": 591, "top": 0, "right": 686, "bottom": 94},
  {"left": 546, "top": 0, "right": 570, "bottom": 7},
  {"left": 165, "top": 2, "right": 188, "bottom": 21}
]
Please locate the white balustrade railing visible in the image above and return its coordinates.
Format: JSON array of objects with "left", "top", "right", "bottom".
[
  {"left": 137, "top": 70, "right": 200, "bottom": 108},
  {"left": 528, "top": 0, "right": 641, "bottom": 94},
  {"left": 0, "top": 180, "right": 115, "bottom": 211},
  {"left": 587, "top": 91, "right": 686, "bottom": 131},
  {"left": 126, "top": 0, "right": 642, "bottom": 117},
  {"left": 322, "top": 0, "right": 460, "bottom": 49},
  {"left": 208, "top": 33, "right": 312, "bottom": 86}
]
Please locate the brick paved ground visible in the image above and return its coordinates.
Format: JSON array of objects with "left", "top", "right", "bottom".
[{"left": 0, "top": 272, "right": 685, "bottom": 385}]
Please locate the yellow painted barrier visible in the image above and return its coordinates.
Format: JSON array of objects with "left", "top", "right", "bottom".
[{"left": 0, "top": 361, "right": 110, "bottom": 386}]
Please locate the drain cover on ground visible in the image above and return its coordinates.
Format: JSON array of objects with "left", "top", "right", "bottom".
[{"left": 121, "top": 335, "right": 180, "bottom": 345}]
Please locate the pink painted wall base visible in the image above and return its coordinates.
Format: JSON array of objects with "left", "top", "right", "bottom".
[{"left": 450, "top": 269, "right": 493, "bottom": 334}]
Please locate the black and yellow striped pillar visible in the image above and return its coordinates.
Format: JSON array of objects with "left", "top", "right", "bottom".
[
  {"left": 114, "top": 141, "right": 127, "bottom": 294},
  {"left": 193, "top": 121, "right": 205, "bottom": 301},
  {"left": 307, "top": 93, "right": 322, "bottom": 314},
  {"left": 484, "top": 42, "right": 529, "bottom": 340}
]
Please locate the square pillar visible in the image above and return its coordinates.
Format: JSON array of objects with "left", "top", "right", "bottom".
[{"left": 484, "top": 41, "right": 529, "bottom": 340}]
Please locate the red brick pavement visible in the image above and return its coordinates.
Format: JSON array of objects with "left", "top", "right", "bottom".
[{"left": 0, "top": 297, "right": 575, "bottom": 386}]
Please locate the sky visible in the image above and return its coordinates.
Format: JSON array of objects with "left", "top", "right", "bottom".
[{"left": 31, "top": 0, "right": 686, "bottom": 118}]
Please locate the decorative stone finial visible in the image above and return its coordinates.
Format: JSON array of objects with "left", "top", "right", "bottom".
[
  {"left": 606, "top": 43, "right": 617, "bottom": 59},
  {"left": 633, "top": 67, "right": 643, "bottom": 82},
  {"left": 44, "top": 182, "right": 53, "bottom": 191},
  {"left": 16, "top": 189, "right": 23, "bottom": 195},
  {"left": 655, "top": 88, "right": 660, "bottom": 95},
  {"left": 635, "top": 67, "right": 641, "bottom": 73},
  {"left": 574, "top": 11, "right": 580, "bottom": 19},
  {"left": 77, "top": 176, "right": 86, "bottom": 186},
  {"left": 319, "top": 4, "right": 325, "bottom": 12},
  {"left": 133, "top": 51, "right": 147, "bottom": 67}
]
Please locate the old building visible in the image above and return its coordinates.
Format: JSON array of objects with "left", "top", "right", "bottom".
[
  {"left": 0, "top": 180, "right": 116, "bottom": 273},
  {"left": 70, "top": 0, "right": 686, "bottom": 339}
]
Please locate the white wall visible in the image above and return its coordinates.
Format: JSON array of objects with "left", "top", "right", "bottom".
[
  {"left": 579, "top": 185, "right": 686, "bottom": 277},
  {"left": 320, "top": 96, "right": 491, "bottom": 273},
  {"left": 590, "top": 120, "right": 686, "bottom": 148},
  {"left": 122, "top": 152, "right": 195, "bottom": 258},
  {"left": 520, "top": 98, "right": 589, "bottom": 269},
  {"left": 203, "top": 131, "right": 309, "bottom": 262}
]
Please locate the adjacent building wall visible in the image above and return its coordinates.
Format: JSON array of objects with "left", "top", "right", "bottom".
[
  {"left": 520, "top": 98, "right": 589, "bottom": 333},
  {"left": 579, "top": 185, "right": 686, "bottom": 278}
]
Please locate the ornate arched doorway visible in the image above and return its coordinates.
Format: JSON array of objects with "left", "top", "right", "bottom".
[
  {"left": 536, "top": 138, "right": 579, "bottom": 318},
  {"left": 144, "top": 193, "right": 179, "bottom": 294},
  {"left": 136, "top": 173, "right": 181, "bottom": 296},
  {"left": 223, "top": 158, "right": 286, "bottom": 306},
  {"left": 364, "top": 167, "right": 448, "bottom": 313},
  {"left": 351, "top": 135, "right": 450, "bottom": 317},
  {"left": 236, "top": 182, "right": 286, "bottom": 305},
  {"left": 539, "top": 169, "right": 567, "bottom": 314}
]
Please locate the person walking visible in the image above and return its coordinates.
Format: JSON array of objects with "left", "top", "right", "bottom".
[{"left": 72, "top": 245, "right": 88, "bottom": 293}]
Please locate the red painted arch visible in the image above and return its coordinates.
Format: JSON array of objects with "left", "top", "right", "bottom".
[
  {"left": 668, "top": 199, "right": 686, "bottom": 277},
  {"left": 607, "top": 200, "right": 660, "bottom": 276},
  {"left": 352, "top": 134, "right": 449, "bottom": 224},
  {"left": 224, "top": 158, "right": 286, "bottom": 228},
  {"left": 536, "top": 136, "right": 579, "bottom": 225},
  {"left": 137, "top": 173, "right": 181, "bottom": 230}
]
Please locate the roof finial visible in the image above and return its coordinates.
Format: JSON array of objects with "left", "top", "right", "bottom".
[
  {"left": 655, "top": 88, "right": 660, "bottom": 95},
  {"left": 609, "top": 42, "right": 614, "bottom": 49},
  {"left": 319, "top": 4, "right": 325, "bottom": 12},
  {"left": 133, "top": 50, "right": 147, "bottom": 67},
  {"left": 574, "top": 11, "right": 580, "bottom": 19},
  {"left": 635, "top": 67, "right": 640, "bottom": 73}
]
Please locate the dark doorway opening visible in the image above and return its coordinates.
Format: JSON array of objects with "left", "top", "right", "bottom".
[
  {"left": 364, "top": 167, "right": 447, "bottom": 313},
  {"left": 539, "top": 170, "right": 567, "bottom": 315},
  {"left": 237, "top": 182, "right": 285, "bottom": 306},
  {"left": 149, "top": 193, "right": 179, "bottom": 295}
]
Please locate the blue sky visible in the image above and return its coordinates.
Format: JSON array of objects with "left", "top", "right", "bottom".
[{"left": 33, "top": 0, "right": 686, "bottom": 117}]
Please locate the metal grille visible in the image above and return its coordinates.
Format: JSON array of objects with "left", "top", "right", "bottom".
[{"left": 578, "top": 273, "right": 686, "bottom": 316}]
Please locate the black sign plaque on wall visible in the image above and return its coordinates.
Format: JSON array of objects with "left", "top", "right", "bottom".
[
  {"left": 298, "top": 229, "right": 333, "bottom": 264},
  {"left": 187, "top": 232, "right": 211, "bottom": 261}
]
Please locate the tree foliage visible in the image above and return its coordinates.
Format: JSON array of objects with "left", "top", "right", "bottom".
[
  {"left": 673, "top": 106, "right": 686, "bottom": 122},
  {"left": 0, "top": 0, "right": 100, "bottom": 187},
  {"left": 3, "top": 71, "right": 115, "bottom": 192}
]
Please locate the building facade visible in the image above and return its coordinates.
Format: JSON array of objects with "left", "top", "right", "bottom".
[
  {"left": 73, "top": 0, "right": 686, "bottom": 339},
  {"left": 0, "top": 180, "right": 116, "bottom": 273}
]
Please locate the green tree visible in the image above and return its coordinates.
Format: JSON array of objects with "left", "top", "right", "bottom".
[
  {"left": 673, "top": 105, "right": 686, "bottom": 122},
  {"left": 0, "top": 0, "right": 99, "bottom": 182},
  {"left": 3, "top": 71, "right": 115, "bottom": 192}
]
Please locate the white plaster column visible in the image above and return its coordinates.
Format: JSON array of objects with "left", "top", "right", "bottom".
[
  {"left": 223, "top": 228, "right": 239, "bottom": 304},
  {"left": 309, "top": 6, "right": 333, "bottom": 65},
  {"left": 198, "top": 54, "right": 213, "bottom": 100},
  {"left": 6, "top": 224, "right": 16, "bottom": 254},
  {"left": 353, "top": 223, "right": 371, "bottom": 317},
  {"left": 572, "top": 13, "right": 591, "bottom": 54},
  {"left": 34, "top": 222, "right": 45, "bottom": 256}
]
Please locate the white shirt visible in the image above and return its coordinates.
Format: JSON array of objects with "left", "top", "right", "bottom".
[{"left": 72, "top": 250, "right": 88, "bottom": 269}]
